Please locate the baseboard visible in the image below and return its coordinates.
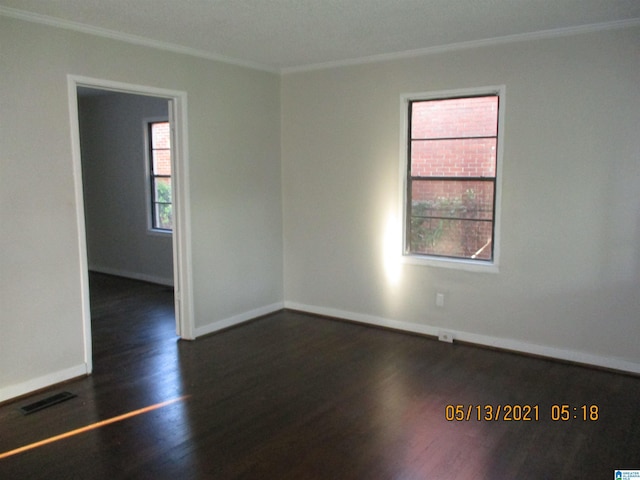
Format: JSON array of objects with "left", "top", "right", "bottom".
[
  {"left": 284, "top": 301, "right": 640, "bottom": 375},
  {"left": 0, "top": 364, "right": 89, "bottom": 404},
  {"left": 194, "top": 302, "right": 285, "bottom": 338},
  {"left": 89, "top": 265, "right": 174, "bottom": 287}
]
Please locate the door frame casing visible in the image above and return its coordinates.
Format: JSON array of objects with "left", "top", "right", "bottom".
[{"left": 68, "top": 75, "right": 195, "bottom": 374}]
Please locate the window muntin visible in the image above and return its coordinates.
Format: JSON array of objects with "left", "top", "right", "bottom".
[
  {"left": 149, "top": 121, "right": 172, "bottom": 231},
  {"left": 405, "top": 93, "right": 500, "bottom": 263}
]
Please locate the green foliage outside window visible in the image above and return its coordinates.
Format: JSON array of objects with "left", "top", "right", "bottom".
[
  {"left": 410, "top": 189, "right": 483, "bottom": 254},
  {"left": 155, "top": 180, "right": 172, "bottom": 230}
]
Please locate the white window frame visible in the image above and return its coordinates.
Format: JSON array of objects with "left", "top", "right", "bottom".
[
  {"left": 399, "top": 86, "right": 505, "bottom": 273},
  {"left": 143, "top": 116, "right": 172, "bottom": 235}
]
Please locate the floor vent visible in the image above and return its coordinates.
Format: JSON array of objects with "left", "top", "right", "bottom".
[{"left": 19, "top": 391, "right": 77, "bottom": 415}]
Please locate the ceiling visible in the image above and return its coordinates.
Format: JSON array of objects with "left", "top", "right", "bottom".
[{"left": 2, "top": 0, "right": 639, "bottom": 72}]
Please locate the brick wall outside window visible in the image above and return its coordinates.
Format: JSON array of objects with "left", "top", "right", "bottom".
[{"left": 152, "top": 123, "right": 171, "bottom": 176}]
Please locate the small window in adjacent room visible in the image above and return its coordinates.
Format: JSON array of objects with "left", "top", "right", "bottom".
[
  {"left": 402, "top": 87, "right": 503, "bottom": 269},
  {"left": 147, "top": 121, "right": 173, "bottom": 232}
]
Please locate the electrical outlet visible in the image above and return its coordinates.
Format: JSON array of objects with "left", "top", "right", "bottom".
[
  {"left": 438, "top": 331, "right": 454, "bottom": 343},
  {"left": 436, "top": 292, "right": 445, "bottom": 307}
]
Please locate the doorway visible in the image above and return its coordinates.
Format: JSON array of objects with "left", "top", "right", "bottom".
[{"left": 68, "top": 76, "right": 194, "bottom": 374}]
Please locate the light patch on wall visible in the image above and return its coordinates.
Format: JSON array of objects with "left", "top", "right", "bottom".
[{"left": 383, "top": 212, "right": 403, "bottom": 287}]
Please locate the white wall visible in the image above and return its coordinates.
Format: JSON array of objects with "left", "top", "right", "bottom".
[
  {"left": 281, "top": 26, "right": 640, "bottom": 372},
  {"left": 0, "top": 16, "right": 283, "bottom": 402},
  {"left": 79, "top": 92, "right": 173, "bottom": 285}
]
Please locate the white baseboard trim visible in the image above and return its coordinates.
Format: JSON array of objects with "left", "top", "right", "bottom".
[
  {"left": 89, "top": 265, "right": 174, "bottom": 287},
  {"left": 0, "top": 363, "right": 89, "bottom": 404},
  {"left": 194, "top": 302, "right": 285, "bottom": 338},
  {"left": 284, "top": 301, "right": 640, "bottom": 375}
]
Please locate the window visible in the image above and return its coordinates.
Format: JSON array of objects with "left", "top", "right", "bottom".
[
  {"left": 148, "top": 121, "right": 173, "bottom": 232},
  {"left": 403, "top": 88, "right": 503, "bottom": 267}
]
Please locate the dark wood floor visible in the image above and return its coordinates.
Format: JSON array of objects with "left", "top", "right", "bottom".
[{"left": 1, "top": 273, "right": 639, "bottom": 479}]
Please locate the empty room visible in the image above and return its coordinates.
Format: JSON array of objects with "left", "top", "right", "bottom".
[{"left": 1, "top": 1, "right": 639, "bottom": 478}]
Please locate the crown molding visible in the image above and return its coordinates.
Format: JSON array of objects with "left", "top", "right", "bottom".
[
  {"left": 281, "top": 18, "right": 640, "bottom": 74},
  {"left": 2, "top": 5, "right": 638, "bottom": 76},
  {"left": 0, "top": 5, "right": 278, "bottom": 73}
]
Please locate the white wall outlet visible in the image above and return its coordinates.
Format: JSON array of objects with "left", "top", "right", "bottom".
[
  {"left": 438, "top": 331, "right": 454, "bottom": 343},
  {"left": 436, "top": 292, "right": 445, "bottom": 307}
]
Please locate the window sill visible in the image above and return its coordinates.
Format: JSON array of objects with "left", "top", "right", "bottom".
[
  {"left": 401, "top": 254, "right": 499, "bottom": 273},
  {"left": 147, "top": 228, "right": 172, "bottom": 237}
]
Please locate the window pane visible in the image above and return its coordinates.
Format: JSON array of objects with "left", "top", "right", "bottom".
[
  {"left": 154, "top": 177, "right": 172, "bottom": 203},
  {"left": 411, "top": 138, "right": 496, "bottom": 177},
  {"left": 411, "top": 180, "right": 494, "bottom": 221},
  {"left": 154, "top": 203, "right": 173, "bottom": 230},
  {"left": 409, "top": 217, "right": 493, "bottom": 260},
  {"left": 153, "top": 149, "right": 171, "bottom": 175},
  {"left": 411, "top": 96, "right": 498, "bottom": 139},
  {"left": 151, "top": 122, "right": 171, "bottom": 149},
  {"left": 410, "top": 179, "right": 494, "bottom": 260}
]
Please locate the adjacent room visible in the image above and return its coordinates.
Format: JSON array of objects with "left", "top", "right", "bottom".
[{"left": 1, "top": 1, "right": 639, "bottom": 478}]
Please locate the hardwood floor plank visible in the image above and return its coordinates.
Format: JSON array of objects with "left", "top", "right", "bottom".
[{"left": 0, "top": 273, "right": 638, "bottom": 478}]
